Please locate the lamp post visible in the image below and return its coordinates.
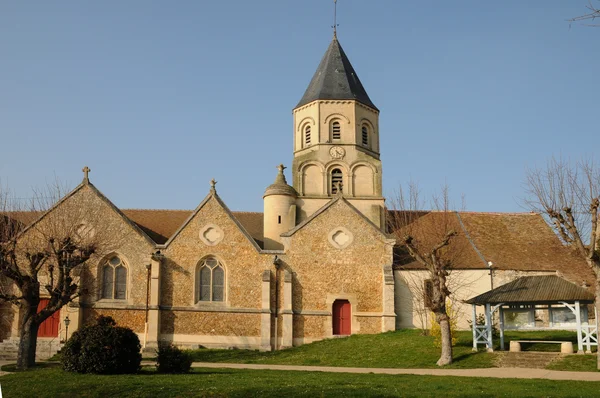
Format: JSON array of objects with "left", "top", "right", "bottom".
[{"left": 64, "top": 316, "right": 71, "bottom": 342}]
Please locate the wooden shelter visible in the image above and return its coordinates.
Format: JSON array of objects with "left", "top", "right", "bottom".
[{"left": 466, "top": 275, "right": 597, "bottom": 353}]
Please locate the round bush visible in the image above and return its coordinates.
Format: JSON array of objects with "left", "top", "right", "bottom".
[
  {"left": 156, "top": 343, "right": 192, "bottom": 373},
  {"left": 61, "top": 316, "right": 141, "bottom": 374}
]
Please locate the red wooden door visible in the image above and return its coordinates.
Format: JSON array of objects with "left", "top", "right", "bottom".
[
  {"left": 37, "top": 299, "right": 59, "bottom": 337},
  {"left": 332, "top": 300, "right": 351, "bottom": 336}
]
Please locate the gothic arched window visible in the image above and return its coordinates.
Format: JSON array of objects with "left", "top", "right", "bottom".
[
  {"left": 304, "top": 125, "right": 311, "bottom": 147},
  {"left": 331, "top": 168, "right": 343, "bottom": 194},
  {"left": 362, "top": 125, "right": 369, "bottom": 146},
  {"left": 331, "top": 121, "right": 341, "bottom": 141},
  {"left": 196, "top": 257, "right": 225, "bottom": 302},
  {"left": 101, "top": 256, "right": 127, "bottom": 300}
]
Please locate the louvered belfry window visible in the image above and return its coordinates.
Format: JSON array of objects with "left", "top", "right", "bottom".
[
  {"left": 362, "top": 125, "right": 369, "bottom": 146},
  {"left": 197, "top": 257, "right": 225, "bottom": 302},
  {"left": 101, "top": 256, "right": 127, "bottom": 300},
  {"left": 332, "top": 121, "right": 341, "bottom": 140},
  {"left": 305, "top": 125, "right": 311, "bottom": 146},
  {"left": 331, "top": 169, "right": 343, "bottom": 194}
]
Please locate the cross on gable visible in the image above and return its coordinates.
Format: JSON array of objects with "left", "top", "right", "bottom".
[
  {"left": 210, "top": 178, "right": 217, "bottom": 192},
  {"left": 82, "top": 166, "right": 91, "bottom": 182}
]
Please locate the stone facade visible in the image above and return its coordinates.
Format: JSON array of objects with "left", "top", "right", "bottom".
[{"left": 2, "top": 34, "right": 594, "bottom": 351}]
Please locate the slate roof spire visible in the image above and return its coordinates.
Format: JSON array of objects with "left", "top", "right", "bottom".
[{"left": 296, "top": 36, "right": 378, "bottom": 111}]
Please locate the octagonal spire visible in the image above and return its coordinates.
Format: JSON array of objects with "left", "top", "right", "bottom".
[{"left": 296, "top": 36, "right": 377, "bottom": 111}]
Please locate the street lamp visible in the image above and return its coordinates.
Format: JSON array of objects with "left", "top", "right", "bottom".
[{"left": 64, "top": 316, "right": 71, "bottom": 342}]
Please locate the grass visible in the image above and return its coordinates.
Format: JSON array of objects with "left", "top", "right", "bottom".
[
  {"left": 187, "top": 329, "right": 589, "bottom": 369},
  {"left": 548, "top": 355, "right": 599, "bottom": 372},
  {"left": 187, "top": 329, "right": 496, "bottom": 369},
  {"left": 2, "top": 364, "right": 600, "bottom": 397}
]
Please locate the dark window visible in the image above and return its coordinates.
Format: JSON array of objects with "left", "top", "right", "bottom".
[
  {"left": 424, "top": 279, "right": 434, "bottom": 309},
  {"left": 101, "top": 256, "right": 126, "bottom": 300},
  {"left": 362, "top": 125, "right": 369, "bottom": 146},
  {"left": 332, "top": 121, "right": 341, "bottom": 140},
  {"left": 197, "top": 257, "right": 225, "bottom": 303},
  {"left": 331, "top": 168, "right": 343, "bottom": 194},
  {"left": 278, "top": 215, "right": 281, "bottom": 224},
  {"left": 305, "top": 125, "right": 311, "bottom": 146}
]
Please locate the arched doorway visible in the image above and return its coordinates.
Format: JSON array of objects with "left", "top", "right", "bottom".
[{"left": 332, "top": 299, "right": 351, "bottom": 336}]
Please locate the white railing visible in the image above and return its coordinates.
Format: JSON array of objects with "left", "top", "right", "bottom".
[{"left": 582, "top": 324, "right": 598, "bottom": 353}]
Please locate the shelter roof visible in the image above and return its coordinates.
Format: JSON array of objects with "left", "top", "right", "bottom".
[{"left": 465, "top": 275, "right": 595, "bottom": 305}]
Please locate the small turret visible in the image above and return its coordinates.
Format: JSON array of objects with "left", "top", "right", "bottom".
[{"left": 263, "top": 165, "right": 297, "bottom": 250}]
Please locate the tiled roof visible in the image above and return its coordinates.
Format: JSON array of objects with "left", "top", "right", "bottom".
[
  {"left": 122, "top": 209, "right": 264, "bottom": 246},
  {"left": 465, "top": 275, "right": 595, "bottom": 305},
  {"left": 122, "top": 209, "right": 192, "bottom": 245},
  {"left": 388, "top": 211, "right": 594, "bottom": 286}
]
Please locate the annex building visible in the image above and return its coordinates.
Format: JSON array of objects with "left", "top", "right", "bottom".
[{"left": 2, "top": 34, "right": 594, "bottom": 352}]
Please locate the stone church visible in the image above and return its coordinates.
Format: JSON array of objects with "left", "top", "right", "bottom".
[{"left": 2, "top": 34, "right": 594, "bottom": 352}]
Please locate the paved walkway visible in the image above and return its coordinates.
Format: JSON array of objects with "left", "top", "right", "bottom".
[
  {"left": 2, "top": 360, "right": 599, "bottom": 381},
  {"left": 189, "top": 362, "right": 600, "bottom": 381}
]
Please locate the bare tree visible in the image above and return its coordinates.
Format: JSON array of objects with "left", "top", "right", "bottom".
[
  {"left": 388, "top": 183, "right": 467, "bottom": 366},
  {"left": 524, "top": 157, "right": 600, "bottom": 367},
  {"left": 0, "top": 179, "right": 112, "bottom": 369},
  {"left": 570, "top": 1, "right": 600, "bottom": 27}
]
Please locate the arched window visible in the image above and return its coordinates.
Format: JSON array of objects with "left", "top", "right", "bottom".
[
  {"left": 331, "top": 168, "right": 343, "bottom": 194},
  {"left": 101, "top": 256, "right": 127, "bottom": 300},
  {"left": 331, "top": 121, "right": 341, "bottom": 141},
  {"left": 361, "top": 125, "right": 369, "bottom": 146},
  {"left": 304, "top": 125, "right": 311, "bottom": 147},
  {"left": 197, "top": 257, "right": 225, "bottom": 302}
]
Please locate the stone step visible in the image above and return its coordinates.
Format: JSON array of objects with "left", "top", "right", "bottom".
[{"left": 496, "top": 352, "right": 563, "bottom": 369}]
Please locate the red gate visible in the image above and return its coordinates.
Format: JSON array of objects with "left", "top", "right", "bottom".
[
  {"left": 332, "top": 300, "right": 351, "bottom": 336},
  {"left": 37, "top": 299, "right": 59, "bottom": 337}
]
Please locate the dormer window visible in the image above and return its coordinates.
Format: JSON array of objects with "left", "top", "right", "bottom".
[
  {"left": 304, "top": 125, "right": 311, "bottom": 147},
  {"left": 362, "top": 125, "right": 369, "bottom": 146},
  {"left": 331, "top": 121, "right": 341, "bottom": 141},
  {"left": 331, "top": 168, "right": 343, "bottom": 194}
]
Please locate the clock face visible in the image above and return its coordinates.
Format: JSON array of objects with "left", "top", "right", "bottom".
[{"left": 329, "top": 146, "right": 346, "bottom": 159}]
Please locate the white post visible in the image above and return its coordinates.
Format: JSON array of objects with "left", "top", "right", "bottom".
[
  {"left": 472, "top": 304, "right": 477, "bottom": 351},
  {"left": 575, "top": 301, "right": 583, "bottom": 353},
  {"left": 485, "top": 303, "right": 493, "bottom": 352},
  {"left": 548, "top": 304, "right": 553, "bottom": 328},
  {"left": 499, "top": 306, "right": 505, "bottom": 350}
]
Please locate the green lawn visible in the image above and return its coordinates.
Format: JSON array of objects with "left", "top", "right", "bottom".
[
  {"left": 187, "top": 329, "right": 496, "bottom": 369},
  {"left": 548, "top": 354, "right": 598, "bottom": 372},
  {"left": 187, "top": 329, "right": 589, "bottom": 370},
  {"left": 2, "top": 364, "right": 600, "bottom": 398}
]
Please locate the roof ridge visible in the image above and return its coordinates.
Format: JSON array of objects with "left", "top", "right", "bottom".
[{"left": 121, "top": 208, "right": 193, "bottom": 212}]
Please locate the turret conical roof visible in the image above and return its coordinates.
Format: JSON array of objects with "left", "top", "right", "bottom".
[
  {"left": 296, "top": 36, "right": 377, "bottom": 111},
  {"left": 263, "top": 165, "right": 297, "bottom": 198}
]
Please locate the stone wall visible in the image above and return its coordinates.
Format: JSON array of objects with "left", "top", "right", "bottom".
[
  {"left": 282, "top": 199, "right": 394, "bottom": 343},
  {"left": 162, "top": 195, "right": 270, "bottom": 347}
]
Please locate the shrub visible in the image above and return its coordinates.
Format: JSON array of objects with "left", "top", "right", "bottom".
[
  {"left": 430, "top": 301, "right": 458, "bottom": 348},
  {"left": 61, "top": 315, "right": 141, "bottom": 374},
  {"left": 156, "top": 343, "right": 193, "bottom": 373}
]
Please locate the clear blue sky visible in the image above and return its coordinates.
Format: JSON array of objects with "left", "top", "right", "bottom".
[{"left": 1, "top": 1, "right": 597, "bottom": 212}]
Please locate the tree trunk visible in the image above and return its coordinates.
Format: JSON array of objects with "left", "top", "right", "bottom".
[
  {"left": 436, "top": 312, "right": 453, "bottom": 366},
  {"left": 16, "top": 306, "right": 39, "bottom": 370}
]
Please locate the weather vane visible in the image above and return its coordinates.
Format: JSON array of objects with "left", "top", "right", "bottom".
[{"left": 332, "top": 0, "right": 339, "bottom": 38}]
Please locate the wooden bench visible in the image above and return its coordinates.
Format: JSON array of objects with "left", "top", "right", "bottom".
[{"left": 509, "top": 340, "right": 573, "bottom": 354}]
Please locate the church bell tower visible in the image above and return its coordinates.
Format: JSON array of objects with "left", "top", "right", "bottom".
[{"left": 291, "top": 34, "right": 384, "bottom": 228}]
